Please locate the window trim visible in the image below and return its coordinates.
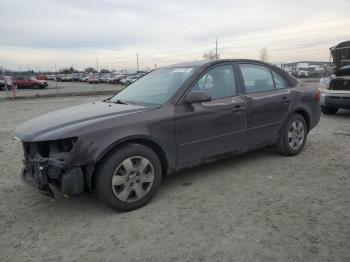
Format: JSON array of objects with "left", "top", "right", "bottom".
[
  {"left": 184, "top": 63, "right": 239, "bottom": 102},
  {"left": 271, "top": 70, "right": 287, "bottom": 89}
]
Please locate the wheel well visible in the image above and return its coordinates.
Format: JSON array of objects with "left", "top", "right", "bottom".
[
  {"left": 90, "top": 138, "right": 168, "bottom": 189},
  {"left": 293, "top": 109, "right": 310, "bottom": 132}
]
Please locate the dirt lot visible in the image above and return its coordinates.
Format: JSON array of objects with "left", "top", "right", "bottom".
[{"left": 0, "top": 96, "right": 349, "bottom": 262}]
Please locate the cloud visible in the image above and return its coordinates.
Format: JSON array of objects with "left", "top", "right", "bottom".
[{"left": 0, "top": 0, "right": 349, "bottom": 70}]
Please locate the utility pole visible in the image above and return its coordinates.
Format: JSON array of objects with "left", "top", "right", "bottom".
[
  {"left": 55, "top": 64, "right": 58, "bottom": 96},
  {"left": 136, "top": 52, "right": 139, "bottom": 72},
  {"left": 96, "top": 58, "right": 99, "bottom": 73},
  {"left": 215, "top": 38, "right": 218, "bottom": 59}
]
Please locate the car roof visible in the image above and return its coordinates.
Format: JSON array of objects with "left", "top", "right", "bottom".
[
  {"left": 164, "top": 59, "right": 278, "bottom": 68},
  {"left": 164, "top": 58, "right": 299, "bottom": 87}
]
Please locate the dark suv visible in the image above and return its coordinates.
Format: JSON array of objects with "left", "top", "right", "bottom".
[{"left": 14, "top": 59, "right": 321, "bottom": 211}]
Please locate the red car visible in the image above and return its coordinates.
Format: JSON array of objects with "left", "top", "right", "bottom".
[
  {"left": 36, "top": 75, "right": 48, "bottom": 80},
  {"left": 13, "top": 76, "right": 48, "bottom": 89}
]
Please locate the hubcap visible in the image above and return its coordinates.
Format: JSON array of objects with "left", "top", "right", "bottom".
[
  {"left": 111, "top": 156, "right": 154, "bottom": 203},
  {"left": 288, "top": 120, "right": 305, "bottom": 150}
]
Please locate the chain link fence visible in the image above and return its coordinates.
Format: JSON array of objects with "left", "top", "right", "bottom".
[{"left": 0, "top": 79, "right": 122, "bottom": 100}]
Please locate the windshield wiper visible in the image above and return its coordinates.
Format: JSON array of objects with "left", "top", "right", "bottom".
[{"left": 113, "top": 99, "right": 128, "bottom": 105}]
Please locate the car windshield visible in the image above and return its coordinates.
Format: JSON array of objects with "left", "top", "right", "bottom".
[{"left": 110, "top": 67, "right": 195, "bottom": 105}]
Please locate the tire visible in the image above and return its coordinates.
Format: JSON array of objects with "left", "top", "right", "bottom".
[
  {"left": 277, "top": 113, "right": 308, "bottom": 156},
  {"left": 321, "top": 106, "right": 338, "bottom": 115},
  {"left": 33, "top": 84, "right": 39, "bottom": 89},
  {"left": 95, "top": 143, "right": 162, "bottom": 211}
]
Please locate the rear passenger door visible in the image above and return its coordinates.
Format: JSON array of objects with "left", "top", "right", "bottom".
[{"left": 238, "top": 63, "right": 291, "bottom": 149}]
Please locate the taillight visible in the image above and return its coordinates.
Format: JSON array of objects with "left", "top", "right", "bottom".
[{"left": 315, "top": 89, "right": 321, "bottom": 102}]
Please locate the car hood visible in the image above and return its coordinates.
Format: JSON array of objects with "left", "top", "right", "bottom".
[{"left": 14, "top": 101, "right": 159, "bottom": 142}]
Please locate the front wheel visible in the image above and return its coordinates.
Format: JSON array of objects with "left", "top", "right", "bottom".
[
  {"left": 95, "top": 143, "right": 162, "bottom": 211},
  {"left": 321, "top": 106, "right": 338, "bottom": 115},
  {"left": 277, "top": 113, "right": 307, "bottom": 156}
]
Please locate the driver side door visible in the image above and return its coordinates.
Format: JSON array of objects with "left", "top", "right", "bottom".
[{"left": 174, "top": 63, "right": 247, "bottom": 166}]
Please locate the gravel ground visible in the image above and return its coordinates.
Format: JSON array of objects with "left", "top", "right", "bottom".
[
  {"left": 0, "top": 96, "right": 349, "bottom": 262},
  {"left": 0, "top": 81, "right": 123, "bottom": 99}
]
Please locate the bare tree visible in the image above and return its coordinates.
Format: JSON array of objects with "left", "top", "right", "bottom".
[
  {"left": 100, "top": 69, "right": 110, "bottom": 74},
  {"left": 84, "top": 67, "right": 97, "bottom": 73},
  {"left": 260, "top": 47, "right": 269, "bottom": 62},
  {"left": 203, "top": 51, "right": 220, "bottom": 60}
]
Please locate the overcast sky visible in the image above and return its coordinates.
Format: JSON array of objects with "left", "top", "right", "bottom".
[{"left": 0, "top": 0, "right": 350, "bottom": 71}]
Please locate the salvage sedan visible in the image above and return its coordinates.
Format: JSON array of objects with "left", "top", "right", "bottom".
[{"left": 14, "top": 59, "right": 321, "bottom": 211}]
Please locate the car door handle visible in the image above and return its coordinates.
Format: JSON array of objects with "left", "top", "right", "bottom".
[
  {"left": 232, "top": 104, "right": 244, "bottom": 112},
  {"left": 281, "top": 96, "right": 291, "bottom": 103}
]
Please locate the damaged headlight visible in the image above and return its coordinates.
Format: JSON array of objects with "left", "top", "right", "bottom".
[{"left": 46, "top": 137, "right": 77, "bottom": 160}]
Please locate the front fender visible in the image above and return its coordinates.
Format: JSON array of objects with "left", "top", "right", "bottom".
[{"left": 64, "top": 105, "right": 177, "bottom": 170}]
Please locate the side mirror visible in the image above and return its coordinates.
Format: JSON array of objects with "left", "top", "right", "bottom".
[{"left": 184, "top": 91, "right": 211, "bottom": 104}]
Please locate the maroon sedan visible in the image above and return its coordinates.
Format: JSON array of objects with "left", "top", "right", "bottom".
[{"left": 15, "top": 59, "right": 321, "bottom": 211}]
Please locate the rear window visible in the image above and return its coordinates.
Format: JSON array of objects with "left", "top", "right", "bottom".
[{"left": 239, "top": 64, "right": 274, "bottom": 93}]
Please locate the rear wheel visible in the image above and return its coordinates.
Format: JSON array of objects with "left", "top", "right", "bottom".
[
  {"left": 95, "top": 143, "right": 162, "bottom": 211},
  {"left": 321, "top": 106, "right": 338, "bottom": 115},
  {"left": 277, "top": 113, "right": 307, "bottom": 156}
]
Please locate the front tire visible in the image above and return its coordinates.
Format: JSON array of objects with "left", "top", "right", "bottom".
[
  {"left": 277, "top": 113, "right": 307, "bottom": 156},
  {"left": 321, "top": 106, "right": 338, "bottom": 115},
  {"left": 95, "top": 143, "right": 162, "bottom": 211}
]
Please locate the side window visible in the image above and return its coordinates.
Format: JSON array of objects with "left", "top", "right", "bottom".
[
  {"left": 272, "top": 71, "right": 286, "bottom": 89},
  {"left": 239, "top": 64, "right": 275, "bottom": 93},
  {"left": 193, "top": 64, "right": 236, "bottom": 99}
]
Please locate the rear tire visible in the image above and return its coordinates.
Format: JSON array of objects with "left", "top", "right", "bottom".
[
  {"left": 321, "top": 106, "right": 338, "bottom": 115},
  {"left": 277, "top": 113, "right": 307, "bottom": 156},
  {"left": 95, "top": 143, "right": 162, "bottom": 211}
]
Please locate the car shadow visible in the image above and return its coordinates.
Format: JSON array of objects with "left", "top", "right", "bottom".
[
  {"left": 38, "top": 147, "right": 278, "bottom": 215},
  {"left": 161, "top": 147, "right": 277, "bottom": 187}
]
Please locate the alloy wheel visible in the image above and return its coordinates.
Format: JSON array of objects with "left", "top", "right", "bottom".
[
  {"left": 287, "top": 120, "right": 305, "bottom": 150},
  {"left": 111, "top": 156, "right": 155, "bottom": 203}
]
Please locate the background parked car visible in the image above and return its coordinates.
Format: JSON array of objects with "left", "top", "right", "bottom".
[
  {"left": 108, "top": 74, "right": 125, "bottom": 84},
  {"left": 79, "top": 74, "right": 91, "bottom": 82},
  {"left": 36, "top": 75, "right": 48, "bottom": 80},
  {"left": 120, "top": 75, "right": 139, "bottom": 85},
  {"left": 60, "top": 74, "right": 75, "bottom": 82},
  {"left": 0, "top": 76, "right": 5, "bottom": 90},
  {"left": 87, "top": 74, "right": 100, "bottom": 84},
  {"left": 47, "top": 75, "right": 56, "bottom": 80},
  {"left": 13, "top": 76, "right": 48, "bottom": 89}
]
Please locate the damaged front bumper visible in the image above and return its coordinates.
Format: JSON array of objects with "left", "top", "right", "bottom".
[
  {"left": 20, "top": 140, "right": 86, "bottom": 198},
  {"left": 21, "top": 158, "right": 85, "bottom": 198}
]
